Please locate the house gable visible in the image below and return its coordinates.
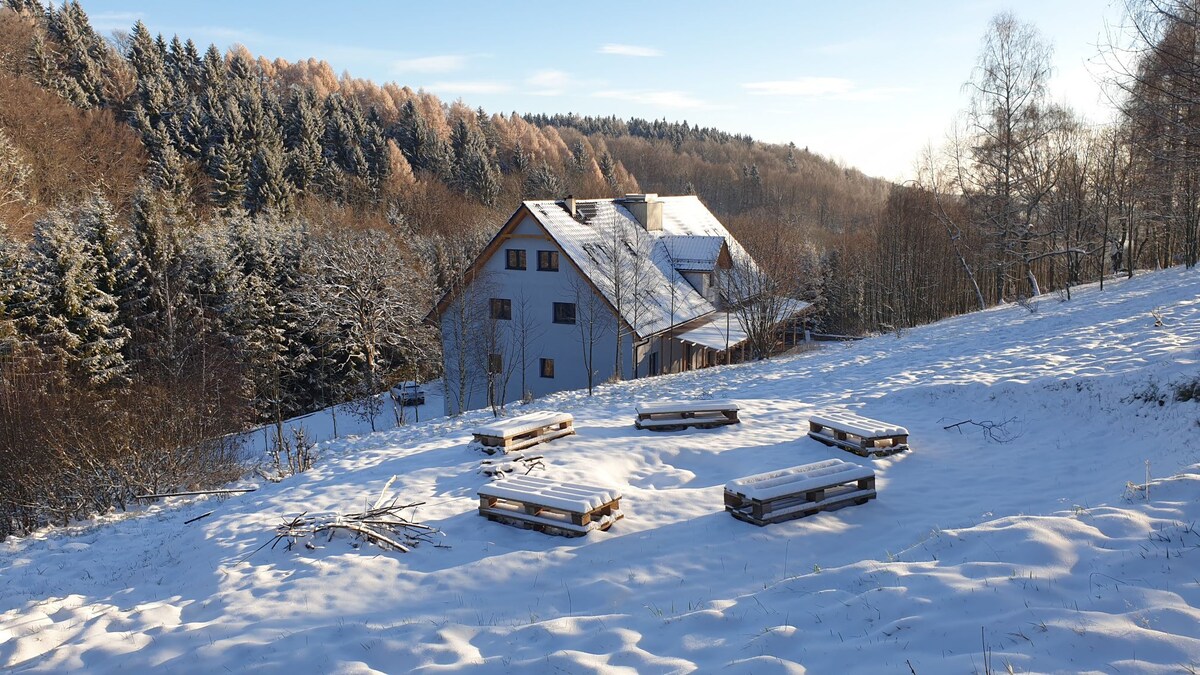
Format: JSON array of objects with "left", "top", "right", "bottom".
[{"left": 428, "top": 204, "right": 628, "bottom": 333}]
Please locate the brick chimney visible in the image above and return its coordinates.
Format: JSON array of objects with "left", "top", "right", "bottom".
[{"left": 563, "top": 195, "right": 576, "bottom": 217}]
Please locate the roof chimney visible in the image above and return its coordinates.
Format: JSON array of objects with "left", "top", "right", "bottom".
[
  {"left": 622, "top": 193, "right": 662, "bottom": 232},
  {"left": 563, "top": 195, "right": 576, "bottom": 217}
]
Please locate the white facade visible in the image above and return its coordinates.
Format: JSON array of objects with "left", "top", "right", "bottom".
[{"left": 435, "top": 195, "right": 788, "bottom": 416}]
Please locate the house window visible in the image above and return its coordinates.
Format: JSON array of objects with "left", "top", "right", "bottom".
[
  {"left": 505, "top": 249, "right": 526, "bottom": 270},
  {"left": 553, "top": 302, "right": 576, "bottom": 324},
  {"left": 490, "top": 298, "right": 511, "bottom": 320},
  {"left": 540, "top": 358, "right": 555, "bottom": 378},
  {"left": 488, "top": 353, "right": 502, "bottom": 374},
  {"left": 537, "top": 250, "right": 559, "bottom": 271}
]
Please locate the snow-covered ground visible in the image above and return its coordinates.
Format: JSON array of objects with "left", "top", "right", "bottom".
[
  {"left": 2, "top": 269, "right": 1199, "bottom": 674},
  {"left": 240, "top": 381, "right": 445, "bottom": 458}
]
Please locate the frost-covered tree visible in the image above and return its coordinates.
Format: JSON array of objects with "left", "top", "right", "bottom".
[
  {"left": 0, "top": 129, "right": 32, "bottom": 219},
  {"left": 246, "top": 135, "right": 292, "bottom": 217},
  {"left": 283, "top": 87, "right": 326, "bottom": 192},
  {"left": 28, "top": 208, "right": 130, "bottom": 387},
  {"left": 451, "top": 118, "right": 500, "bottom": 206},
  {"left": 524, "top": 161, "right": 564, "bottom": 199},
  {"left": 394, "top": 100, "right": 452, "bottom": 180},
  {"left": 300, "top": 229, "right": 433, "bottom": 430}
]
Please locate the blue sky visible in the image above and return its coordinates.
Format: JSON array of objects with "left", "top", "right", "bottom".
[{"left": 78, "top": 0, "right": 1123, "bottom": 180}]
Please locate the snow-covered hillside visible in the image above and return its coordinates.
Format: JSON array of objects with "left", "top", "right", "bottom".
[{"left": 2, "top": 269, "right": 1199, "bottom": 674}]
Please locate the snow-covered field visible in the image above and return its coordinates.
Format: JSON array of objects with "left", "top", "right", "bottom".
[{"left": 2, "top": 269, "right": 1199, "bottom": 674}]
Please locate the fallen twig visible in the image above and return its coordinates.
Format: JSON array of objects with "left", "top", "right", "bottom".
[
  {"left": 942, "top": 417, "right": 1021, "bottom": 443},
  {"left": 184, "top": 511, "right": 214, "bottom": 525}
]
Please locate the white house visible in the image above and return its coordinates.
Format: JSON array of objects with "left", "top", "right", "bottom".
[{"left": 431, "top": 193, "right": 808, "bottom": 415}]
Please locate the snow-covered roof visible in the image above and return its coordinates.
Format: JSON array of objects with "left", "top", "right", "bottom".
[
  {"left": 661, "top": 235, "right": 725, "bottom": 272},
  {"left": 525, "top": 196, "right": 755, "bottom": 338},
  {"left": 674, "top": 299, "right": 811, "bottom": 351}
]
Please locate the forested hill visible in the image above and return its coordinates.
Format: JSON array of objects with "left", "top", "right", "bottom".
[{"left": 0, "top": 1, "right": 887, "bottom": 242}]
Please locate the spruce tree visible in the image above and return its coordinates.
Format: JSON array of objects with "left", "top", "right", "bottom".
[
  {"left": 524, "top": 161, "right": 565, "bottom": 199},
  {"left": 452, "top": 119, "right": 500, "bottom": 206},
  {"left": 246, "top": 136, "right": 292, "bottom": 217},
  {"left": 598, "top": 152, "right": 619, "bottom": 192},
  {"left": 393, "top": 99, "right": 452, "bottom": 180},
  {"left": 29, "top": 209, "right": 129, "bottom": 387},
  {"left": 126, "top": 186, "right": 203, "bottom": 374},
  {"left": 511, "top": 141, "right": 530, "bottom": 173},
  {"left": 0, "top": 222, "right": 32, "bottom": 352},
  {"left": 209, "top": 135, "right": 248, "bottom": 215},
  {"left": 47, "top": 1, "right": 108, "bottom": 109},
  {"left": 283, "top": 87, "right": 325, "bottom": 192}
]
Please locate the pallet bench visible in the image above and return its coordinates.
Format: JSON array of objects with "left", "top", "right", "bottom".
[
  {"left": 724, "top": 458, "right": 876, "bottom": 526},
  {"left": 634, "top": 400, "right": 740, "bottom": 431},
  {"left": 807, "top": 411, "right": 909, "bottom": 457},
  {"left": 477, "top": 475, "right": 623, "bottom": 537},
  {"left": 470, "top": 411, "right": 575, "bottom": 454}
]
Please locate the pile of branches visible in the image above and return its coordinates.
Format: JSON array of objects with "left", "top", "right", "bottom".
[
  {"left": 249, "top": 477, "right": 442, "bottom": 558},
  {"left": 479, "top": 453, "right": 545, "bottom": 479}
]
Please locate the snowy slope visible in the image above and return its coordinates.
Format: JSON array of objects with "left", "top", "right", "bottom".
[{"left": 2, "top": 269, "right": 1199, "bottom": 674}]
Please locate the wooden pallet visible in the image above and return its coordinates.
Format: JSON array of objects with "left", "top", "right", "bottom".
[
  {"left": 634, "top": 400, "right": 740, "bottom": 431},
  {"left": 471, "top": 412, "right": 575, "bottom": 454},
  {"left": 724, "top": 459, "right": 876, "bottom": 526},
  {"left": 477, "top": 476, "right": 623, "bottom": 537},
  {"left": 807, "top": 413, "right": 909, "bottom": 457}
]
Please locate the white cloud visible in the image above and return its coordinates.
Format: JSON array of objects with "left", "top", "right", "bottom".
[
  {"left": 425, "top": 81, "right": 511, "bottom": 95},
  {"left": 593, "top": 89, "right": 712, "bottom": 109},
  {"left": 90, "top": 11, "right": 144, "bottom": 33},
  {"left": 743, "top": 77, "right": 911, "bottom": 102},
  {"left": 743, "top": 77, "right": 856, "bottom": 97},
  {"left": 811, "top": 38, "right": 876, "bottom": 56},
  {"left": 190, "top": 26, "right": 268, "bottom": 44},
  {"left": 392, "top": 55, "right": 468, "bottom": 74},
  {"left": 599, "top": 43, "right": 663, "bottom": 57},
  {"left": 527, "top": 70, "right": 572, "bottom": 96}
]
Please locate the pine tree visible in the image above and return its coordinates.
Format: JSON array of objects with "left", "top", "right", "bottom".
[
  {"left": 511, "top": 141, "right": 530, "bottom": 173},
  {"left": 524, "top": 161, "right": 564, "bottom": 199},
  {"left": 125, "top": 186, "right": 205, "bottom": 375},
  {"left": 0, "top": 222, "right": 32, "bottom": 353},
  {"left": 569, "top": 140, "right": 591, "bottom": 174},
  {"left": 393, "top": 99, "right": 452, "bottom": 180},
  {"left": 76, "top": 193, "right": 138, "bottom": 363},
  {"left": 246, "top": 136, "right": 292, "bottom": 217},
  {"left": 322, "top": 93, "right": 368, "bottom": 179},
  {"left": 283, "top": 87, "right": 326, "bottom": 192},
  {"left": 225, "top": 218, "right": 313, "bottom": 422},
  {"left": 452, "top": 119, "right": 500, "bottom": 206},
  {"left": 362, "top": 110, "right": 392, "bottom": 190},
  {"left": 209, "top": 136, "right": 248, "bottom": 215},
  {"left": 598, "top": 152, "right": 619, "bottom": 192},
  {"left": 47, "top": 2, "right": 109, "bottom": 109},
  {"left": 200, "top": 43, "right": 226, "bottom": 103},
  {"left": 206, "top": 99, "right": 251, "bottom": 214},
  {"left": 26, "top": 32, "right": 58, "bottom": 91},
  {"left": 28, "top": 209, "right": 129, "bottom": 387},
  {"left": 177, "top": 97, "right": 206, "bottom": 158}
]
